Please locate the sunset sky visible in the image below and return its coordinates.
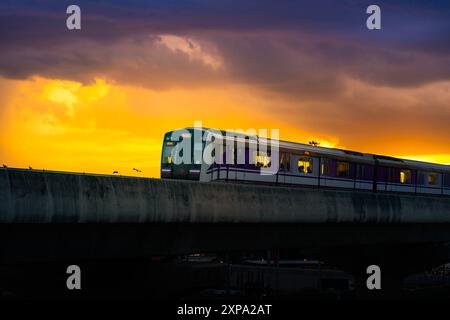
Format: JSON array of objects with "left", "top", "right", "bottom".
[{"left": 0, "top": 0, "right": 449, "bottom": 177}]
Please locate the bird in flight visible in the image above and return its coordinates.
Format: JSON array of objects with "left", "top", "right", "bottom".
[
  {"left": 113, "top": 171, "right": 119, "bottom": 174},
  {"left": 133, "top": 168, "right": 142, "bottom": 173}
]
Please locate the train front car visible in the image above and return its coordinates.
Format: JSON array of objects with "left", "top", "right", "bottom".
[{"left": 160, "top": 128, "right": 205, "bottom": 180}]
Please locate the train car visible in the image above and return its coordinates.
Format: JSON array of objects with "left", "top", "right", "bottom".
[{"left": 160, "top": 127, "right": 450, "bottom": 196}]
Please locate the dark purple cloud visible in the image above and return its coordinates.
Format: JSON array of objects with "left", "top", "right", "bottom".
[
  {"left": 0, "top": 0, "right": 449, "bottom": 94},
  {"left": 1, "top": 0, "right": 449, "bottom": 157}
]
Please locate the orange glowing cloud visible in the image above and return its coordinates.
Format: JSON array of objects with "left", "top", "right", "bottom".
[
  {"left": 0, "top": 74, "right": 449, "bottom": 178},
  {"left": 1, "top": 1, "right": 449, "bottom": 177},
  {"left": 0, "top": 76, "right": 311, "bottom": 177}
]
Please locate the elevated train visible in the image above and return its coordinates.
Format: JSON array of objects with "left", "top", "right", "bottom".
[{"left": 161, "top": 127, "right": 450, "bottom": 196}]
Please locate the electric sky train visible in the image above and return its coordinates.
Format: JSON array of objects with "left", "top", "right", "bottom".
[{"left": 161, "top": 127, "right": 450, "bottom": 196}]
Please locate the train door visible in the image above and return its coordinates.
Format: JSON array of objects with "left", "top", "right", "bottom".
[{"left": 277, "top": 152, "right": 288, "bottom": 184}]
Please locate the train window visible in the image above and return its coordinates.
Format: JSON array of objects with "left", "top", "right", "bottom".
[
  {"left": 236, "top": 146, "right": 246, "bottom": 165},
  {"left": 298, "top": 157, "right": 313, "bottom": 174},
  {"left": 428, "top": 173, "right": 439, "bottom": 185},
  {"left": 387, "top": 168, "right": 396, "bottom": 182},
  {"left": 162, "top": 145, "right": 173, "bottom": 164},
  {"left": 321, "top": 159, "right": 331, "bottom": 176},
  {"left": 280, "top": 153, "right": 291, "bottom": 171},
  {"left": 418, "top": 172, "right": 425, "bottom": 185},
  {"left": 337, "top": 162, "right": 350, "bottom": 177},
  {"left": 444, "top": 174, "right": 450, "bottom": 187},
  {"left": 400, "top": 169, "right": 411, "bottom": 184},
  {"left": 356, "top": 164, "right": 365, "bottom": 179},
  {"left": 256, "top": 154, "right": 271, "bottom": 168},
  {"left": 280, "top": 153, "right": 285, "bottom": 170}
]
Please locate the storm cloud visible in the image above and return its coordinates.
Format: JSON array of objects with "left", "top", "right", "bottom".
[
  {"left": 1, "top": 0, "right": 450, "bottom": 93},
  {"left": 0, "top": 0, "right": 449, "bottom": 167}
]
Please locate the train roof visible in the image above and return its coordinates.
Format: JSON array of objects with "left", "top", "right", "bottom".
[{"left": 276, "top": 139, "right": 450, "bottom": 172}]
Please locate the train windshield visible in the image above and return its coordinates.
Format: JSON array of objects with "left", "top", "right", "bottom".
[
  {"left": 161, "top": 132, "right": 177, "bottom": 165},
  {"left": 162, "top": 143, "right": 173, "bottom": 164},
  {"left": 161, "top": 129, "right": 206, "bottom": 180}
]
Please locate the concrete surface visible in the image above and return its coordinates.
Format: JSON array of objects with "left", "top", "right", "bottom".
[{"left": 1, "top": 168, "right": 449, "bottom": 224}]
